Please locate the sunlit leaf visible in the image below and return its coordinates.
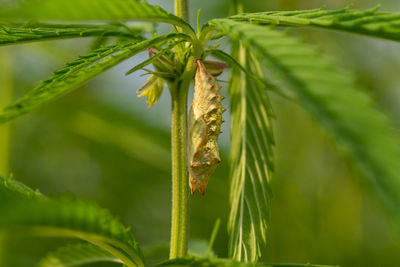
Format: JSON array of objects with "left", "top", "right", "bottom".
[{"left": 226, "top": 44, "right": 274, "bottom": 262}]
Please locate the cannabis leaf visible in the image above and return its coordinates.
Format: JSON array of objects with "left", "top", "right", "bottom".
[
  {"left": 229, "top": 5, "right": 400, "bottom": 41},
  {"left": 1, "top": 0, "right": 195, "bottom": 39},
  {"left": 202, "top": 4, "right": 276, "bottom": 261},
  {"left": 0, "top": 22, "right": 144, "bottom": 46},
  {"left": 37, "top": 243, "right": 122, "bottom": 267},
  {"left": 0, "top": 176, "right": 144, "bottom": 267},
  {"left": 227, "top": 45, "right": 274, "bottom": 262},
  {"left": 0, "top": 32, "right": 189, "bottom": 125},
  {"left": 211, "top": 20, "right": 400, "bottom": 221},
  {"left": 158, "top": 257, "right": 338, "bottom": 267},
  {"left": 0, "top": 175, "right": 43, "bottom": 200}
]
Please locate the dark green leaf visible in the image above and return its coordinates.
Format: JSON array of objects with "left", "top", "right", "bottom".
[
  {"left": 0, "top": 176, "right": 144, "bottom": 267},
  {"left": 37, "top": 243, "right": 122, "bottom": 267},
  {"left": 158, "top": 257, "right": 338, "bottom": 267},
  {"left": 0, "top": 175, "right": 43, "bottom": 200}
]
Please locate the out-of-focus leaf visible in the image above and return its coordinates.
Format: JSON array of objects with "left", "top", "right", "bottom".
[
  {"left": 67, "top": 108, "right": 171, "bottom": 172},
  {"left": 0, "top": 176, "right": 144, "bottom": 267},
  {"left": 0, "top": 176, "right": 43, "bottom": 200},
  {"left": 158, "top": 257, "right": 338, "bottom": 267},
  {"left": 37, "top": 243, "right": 122, "bottom": 267}
]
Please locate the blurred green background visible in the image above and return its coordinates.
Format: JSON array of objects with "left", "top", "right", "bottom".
[{"left": 1, "top": 0, "right": 400, "bottom": 266}]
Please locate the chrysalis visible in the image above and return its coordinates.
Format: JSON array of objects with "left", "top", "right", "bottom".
[{"left": 188, "top": 60, "right": 226, "bottom": 195}]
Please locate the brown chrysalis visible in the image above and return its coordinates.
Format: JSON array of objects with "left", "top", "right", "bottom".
[{"left": 188, "top": 59, "right": 226, "bottom": 195}]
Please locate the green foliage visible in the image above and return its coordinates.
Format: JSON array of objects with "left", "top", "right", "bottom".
[
  {"left": 158, "top": 257, "right": 338, "bottom": 267},
  {"left": 0, "top": 32, "right": 188, "bottom": 125},
  {"left": 210, "top": 19, "right": 400, "bottom": 219},
  {"left": 0, "top": 175, "right": 43, "bottom": 200},
  {"left": 37, "top": 243, "right": 121, "bottom": 267},
  {"left": 1, "top": 0, "right": 400, "bottom": 266},
  {"left": 137, "top": 75, "right": 165, "bottom": 107},
  {"left": 227, "top": 45, "right": 274, "bottom": 262},
  {"left": 66, "top": 103, "right": 172, "bottom": 172},
  {"left": 229, "top": 5, "right": 400, "bottom": 41},
  {"left": 0, "top": 22, "right": 144, "bottom": 46},
  {"left": 1, "top": 0, "right": 195, "bottom": 38},
  {"left": 0, "top": 176, "right": 144, "bottom": 267}
]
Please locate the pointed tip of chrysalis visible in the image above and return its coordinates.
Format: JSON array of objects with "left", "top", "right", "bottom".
[
  {"left": 196, "top": 59, "right": 206, "bottom": 75},
  {"left": 189, "top": 176, "right": 208, "bottom": 196},
  {"left": 199, "top": 188, "right": 206, "bottom": 196}
]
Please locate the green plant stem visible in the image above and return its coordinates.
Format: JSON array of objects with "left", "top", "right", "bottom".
[
  {"left": 175, "top": 0, "right": 189, "bottom": 23},
  {"left": 169, "top": 0, "right": 192, "bottom": 259},
  {"left": 230, "top": 0, "right": 243, "bottom": 15},
  {"left": 0, "top": 49, "right": 13, "bottom": 176},
  {"left": 169, "top": 57, "right": 196, "bottom": 259},
  {"left": 169, "top": 81, "right": 189, "bottom": 259},
  {"left": 0, "top": 49, "right": 13, "bottom": 267}
]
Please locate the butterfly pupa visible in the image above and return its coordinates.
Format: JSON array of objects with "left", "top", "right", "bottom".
[{"left": 188, "top": 59, "right": 225, "bottom": 195}]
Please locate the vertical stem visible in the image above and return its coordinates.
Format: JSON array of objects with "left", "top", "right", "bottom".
[
  {"left": 169, "top": 80, "right": 189, "bottom": 259},
  {"left": 230, "top": 0, "right": 243, "bottom": 15},
  {"left": 0, "top": 49, "right": 13, "bottom": 267},
  {"left": 0, "top": 49, "right": 13, "bottom": 176},
  {"left": 169, "top": 0, "right": 191, "bottom": 259},
  {"left": 169, "top": 58, "right": 197, "bottom": 259},
  {"left": 174, "top": 0, "right": 189, "bottom": 22}
]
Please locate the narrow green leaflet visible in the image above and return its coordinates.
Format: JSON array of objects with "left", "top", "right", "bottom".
[
  {"left": 227, "top": 44, "right": 274, "bottom": 262},
  {"left": 211, "top": 20, "right": 400, "bottom": 219},
  {"left": 158, "top": 257, "right": 338, "bottom": 267},
  {"left": 0, "top": 175, "right": 43, "bottom": 200},
  {"left": 0, "top": 176, "right": 144, "bottom": 267},
  {"left": 228, "top": 5, "right": 400, "bottom": 41},
  {"left": 1, "top": 0, "right": 195, "bottom": 39},
  {"left": 0, "top": 22, "right": 144, "bottom": 46},
  {"left": 125, "top": 49, "right": 166, "bottom": 75},
  {"left": 37, "top": 243, "right": 122, "bottom": 267},
  {"left": 0, "top": 32, "right": 189, "bottom": 125}
]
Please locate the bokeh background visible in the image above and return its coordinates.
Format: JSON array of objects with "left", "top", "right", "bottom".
[{"left": 1, "top": 0, "right": 400, "bottom": 266}]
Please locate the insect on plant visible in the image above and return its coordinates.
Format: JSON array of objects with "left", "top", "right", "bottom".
[{"left": 0, "top": 0, "right": 400, "bottom": 266}]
